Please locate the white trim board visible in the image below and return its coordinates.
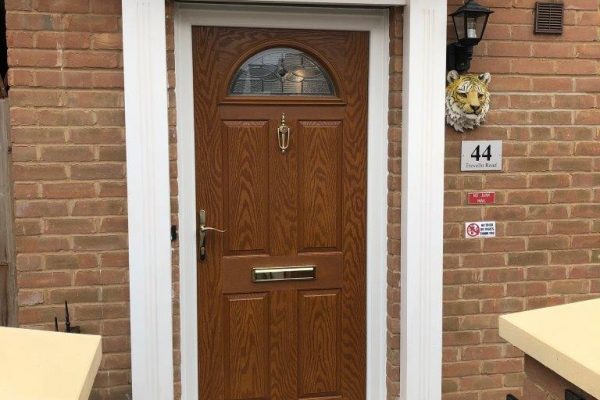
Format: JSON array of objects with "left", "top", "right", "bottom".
[
  {"left": 175, "top": 4, "right": 390, "bottom": 400},
  {"left": 401, "top": 1, "right": 447, "bottom": 400},
  {"left": 122, "top": 1, "right": 174, "bottom": 400}
]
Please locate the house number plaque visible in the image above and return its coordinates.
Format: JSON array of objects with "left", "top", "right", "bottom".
[{"left": 461, "top": 140, "right": 503, "bottom": 171}]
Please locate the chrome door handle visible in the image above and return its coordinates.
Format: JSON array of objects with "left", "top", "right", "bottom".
[
  {"left": 200, "top": 226, "right": 226, "bottom": 234},
  {"left": 197, "top": 209, "right": 226, "bottom": 261}
]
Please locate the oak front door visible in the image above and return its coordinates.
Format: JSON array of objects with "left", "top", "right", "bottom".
[{"left": 194, "top": 27, "right": 368, "bottom": 400}]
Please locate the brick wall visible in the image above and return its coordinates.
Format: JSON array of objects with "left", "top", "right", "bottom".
[
  {"left": 523, "top": 356, "right": 597, "bottom": 400},
  {"left": 442, "top": 1, "right": 600, "bottom": 399},
  {"left": 165, "top": 2, "right": 181, "bottom": 398},
  {"left": 387, "top": 6, "right": 403, "bottom": 400},
  {"left": 5, "top": 1, "right": 130, "bottom": 399},
  {"left": 5, "top": 1, "right": 600, "bottom": 400}
]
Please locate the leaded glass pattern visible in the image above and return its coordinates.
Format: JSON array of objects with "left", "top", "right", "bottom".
[{"left": 229, "top": 47, "right": 336, "bottom": 96}]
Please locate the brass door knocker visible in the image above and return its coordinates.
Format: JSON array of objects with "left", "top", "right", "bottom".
[{"left": 277, "top": 113, "right": 291, "bottom": 153}]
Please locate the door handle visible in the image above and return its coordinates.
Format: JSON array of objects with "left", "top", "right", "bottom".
[{"left": 197, "top": 209, "right": 226, "bottom": 261}]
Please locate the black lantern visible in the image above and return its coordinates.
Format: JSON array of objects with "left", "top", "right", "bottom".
[{"left": 447, "top": 0, "right": 494, "bottom": 72}]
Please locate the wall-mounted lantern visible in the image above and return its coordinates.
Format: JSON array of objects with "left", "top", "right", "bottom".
[{"left": 446, "top": 0, "right": 494, "bottom": 73}]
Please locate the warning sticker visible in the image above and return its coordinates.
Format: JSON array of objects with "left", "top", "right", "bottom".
[{"left": 465, "top": 221, "right": 496, "bottom": 239}]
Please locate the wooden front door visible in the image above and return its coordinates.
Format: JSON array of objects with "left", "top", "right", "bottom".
[{"left": 193, "top": 27, "right": 368, "bottom": 400}]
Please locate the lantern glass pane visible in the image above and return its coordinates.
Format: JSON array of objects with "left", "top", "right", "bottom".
[
  {"left": 453, "top": 13, "right": 466, "bottom": 40},
  {"left": 466, "top": 16, "right": 478, "bottom": 39},
  {"left": 476, "top": 14, "right": 489, "bottom": 38}
]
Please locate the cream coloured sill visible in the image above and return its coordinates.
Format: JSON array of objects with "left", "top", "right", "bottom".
[
  {"left": 0, "top": 327, "right": 102, "bottom": 400},
  {"left": 499, "top": 298, "right": 600, "bottom": 399}
]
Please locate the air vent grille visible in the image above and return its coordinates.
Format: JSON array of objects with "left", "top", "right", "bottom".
[{"left": 535, "top": 2, "right": 564, "bottom": 34}]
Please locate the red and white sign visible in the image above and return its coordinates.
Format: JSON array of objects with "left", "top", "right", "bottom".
[
  {"left": 465, "top": 221, "right": 496, "bottom": 239},
  {"left": 468, "top": 192, "right": 496, "bottom": 205}
]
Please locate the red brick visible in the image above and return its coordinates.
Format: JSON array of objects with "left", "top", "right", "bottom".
[
  {"left": 19, "top": 271, "right": 72, "bottom": 288},
  {"left": 66, "top": 91, "right": 123, "bottom": 108},
  {"left": 35, "top": 31, "right": 91, "bottom": 49},
  {"left": 14, "top": 200, "right": 68, "bottom": 217},
  {"left": 63, "top": 51, "right": 120, "bottom": 68},
  {"left": 10, "top": 89, "right": 63, "bottom": 107},
  {"left": 40, "top": 146, "right": 95, "bottom": 162},
  {"left": 551, "top": 189, "right": 593, "bottom": 203},
  {"left": 33, "top": 0, "right": 89, "bottom": 13},
  {"left": 482, "top": 358, "right": 523, "bottom": 375},
  {"left": 527, "top": 266, "right": 568, "bottom": 281},
  {"left": 6, "top": 12, "right": 62, "bottom": 31},
  {"left": 71, "top": 164, "right": 125, "bottom": 180},
  {"left": 92, "top": 33, "right": 122, "bottom": 50},
  {"left": 63, "top": 15, "right": 120, "bottom": 33},
  {"left": 72, "top": 235, "right": 128, "bottom": 251},
  {"left": 72, "top": 199, "right": 126, "bottom": 216},
  {"left": 551, "top": 158, "right": 593, "bottom": 172},
  {"left": 443, "top": 361, "right": 480, "bottom": 378},
  {"left": 507, "top": 158, "right": 550, "bottom": 172},
  {"left": 572, "top": 204, "right": 600, "bottom": 218},
  {"left": 463, "top": 284, "right": 505, "bottom": 299},
  {"left": 49, "top": 287, "right": 100, "bottom": 304},
  {"left": 45, "top": 254, "right": 97, "bottom": 270},
  {"left": 460, "top": 375, "right": 503, "bottom": 390},
  {"left": 530, "top": 142, "right": 572, "bottom": 157},
  {"left": 529, "top": 174, "right": 570, "bottom": 188},
  {"left": 45, "top": 218, "right": 96, "bottom": 234},
  {"left": 8, "top": 48, "right": 59, "bottom": 67},
  {"left": 550, "top": 221, "right": 591, "bottom": 235},
  {"left": 548, "top": 280, "right": 589, "bottom": 295},
  {"left": 12, "top": 164, "right": 67, "bottom": 180},
  {"left": 507, "top": 282, "right": 547, "bottom": 297},
  {"left": 89, "top": 0, "right": 121, "bottom": 15}
]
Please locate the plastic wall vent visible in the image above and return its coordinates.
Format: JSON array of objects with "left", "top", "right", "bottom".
[{"left": 535, "top": 2, "right": 564, "bottom": 34}]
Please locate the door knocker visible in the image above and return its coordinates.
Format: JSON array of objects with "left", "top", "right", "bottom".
[{"left": 277, "top": 113, "right": 291, "bottom": 153}]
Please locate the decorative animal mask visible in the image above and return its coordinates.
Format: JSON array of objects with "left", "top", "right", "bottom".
[{"left": 446, "top": 70, "right": 491, "bottom": 132}]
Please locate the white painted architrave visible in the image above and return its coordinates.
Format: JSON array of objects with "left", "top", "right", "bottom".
[
  {"left": 122, "top": 1, "right": 174, "bottom": 400},
  {"left": 401, "top": 1, "right": 447, "bottom": 400},
  {"left": 175, "top": 4, "right": 389, "bottom": 400},
  {"left": 123, "top": 0, "right": 447, "bottom": 399}
]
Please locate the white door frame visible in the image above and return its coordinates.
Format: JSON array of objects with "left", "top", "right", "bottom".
[
  {"left": 122, "top": 1, "right": 447, "bottom": 400},
  {"left": 175, "top": 4, "right": 389, "bottom": 400}
]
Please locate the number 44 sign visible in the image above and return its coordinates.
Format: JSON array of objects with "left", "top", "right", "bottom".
[{"left": 461, "top": 140, "right": 502, "bottom": 171}]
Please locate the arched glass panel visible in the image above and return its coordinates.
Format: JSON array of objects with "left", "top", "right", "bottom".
[{"left": 229, "top": 47, "right": 336, "bottom": 96}]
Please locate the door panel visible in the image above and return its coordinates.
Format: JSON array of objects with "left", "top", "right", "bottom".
[
  {"left": 223, "top": 121, "right": 270, "bottom": 254},
  {"left": 298, "top": 121, "right": 342, "bottom": 251},
  {"left": 299, "top": 290, "right": 341, "bottom": 397},
  {"left": 224, "top": 294, "right": 269, "bottom": 399},
  {"left": 194, "top": 26, "right": 368, "bottom": 400}
]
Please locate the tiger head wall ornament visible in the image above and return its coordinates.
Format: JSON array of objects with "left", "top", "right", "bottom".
[{"left": 445, "top": 70, "right": 491, "bottom": 133}]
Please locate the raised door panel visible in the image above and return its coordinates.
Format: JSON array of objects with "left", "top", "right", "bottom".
[
  {"left": 223, "top": 121, "right": 269, "bottom": 254},
  {"left": 298, "top": 290, "right": 341, "bottom": 398},
  {"left": 224, "top": 293, "right": 269, "bottom": 400},
  {"left": 298, "top": 121, "right": 342, "bottom": 252}
]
